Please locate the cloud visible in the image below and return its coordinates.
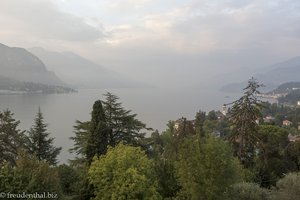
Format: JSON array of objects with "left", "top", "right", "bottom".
[
  {"left": 0, "top": 0, "right": 104, "bottom": 42},
  {"left": 80, "top": 0, "right": 300, "bottom": 86},
  {"left": 1, "top": 0, "right": 300, "bottom": 87},
  {"left": 109, "top": 0, "right": 153, "bottom": 12}
]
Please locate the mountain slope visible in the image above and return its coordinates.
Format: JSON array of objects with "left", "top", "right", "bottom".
[
  {"left": 221, "top": 56, "right": 300, "bottom": 93},
  {"left": 29, "top": 47, "right": 151, "bottom": 88},
  {"left": 269, "top": 82, "right": 300, "bottom": 94},
  {"left": 0, "top": 43, "right": 65, "bottom": 86},
  {"left": 0, "top": 75, "right": 75, "bottom": 94}
]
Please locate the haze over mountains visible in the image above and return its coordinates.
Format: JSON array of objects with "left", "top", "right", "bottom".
[
  {"left": 221, "top": 56, "right": 300, "bottom": 93},
  {"left": 0, "top": 43, "right": 64, "bottom": 86},
  {"left": 0, "top": 43, "right": 150, "bottom": 90},
  {"left": 1, "top": 41, "right": 299, "bottom": 93},
  {"left": 28, "top": 47, "right": 150, "bottom": 89}
]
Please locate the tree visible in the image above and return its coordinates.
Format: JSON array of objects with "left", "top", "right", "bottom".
[
  {"left": 175, "top": 136, "right": 243, "bottom": 200},
  {"left": 252, "top": 125, "right": 292, "bottom": 188},
  {"left": 285, "top": 141, "right": 300, "bottom": 171},
  {"left": 70, "top": 93, "right": 150, "bottom": 163},
  {"left": 0, "top": 109, "right": 28, "bottom": 165},
  {"left": 69, "top": 120, "right": 91, "bottom": 164},
  {"left": 70, "top": 94, "right": 150, "bottom": 200},
  {"left": 153, "top": 156, "right": 181, "bottom": 199},
  {"left": 194, "top": 110, "right": 206, "bottom": 137},
  {"left": 228, "top": 78, "right": 264, "bottom": 166},
  {"left": 88, "top": 143, "right": 161, "bottom": 200},
  {"left": 146, "top": 130, "right": 164, "bottom": 158},
  {"left": 207, "top": 110, "right": 217, "bottom": 121},
  {"left": 0, "top": 150, "right": 62, "bottom": 196},
  {"left": 0, "top": 162, "right": 24, "bottom": 193},
  {"left": 86, "top": 100, "right": 110, "bottom": 164},
  {"left": 102, "top": 92, "right": 150, "bottom": 147},
  {"left": 271, "top": 173, "right": 300, "bottom": 200},
  {"left": 57, "top": 164, "right": 79, "bottom": 196},
  {"left": 226, "top": 182, "right": 270, "bottom": 200},
  {"left": 28, "top": 108, "right": 61, "bottom": 165}
]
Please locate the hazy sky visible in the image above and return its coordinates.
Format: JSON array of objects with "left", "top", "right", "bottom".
[{"left": 1, "top": 0, "right": 300, "bottom": 86}]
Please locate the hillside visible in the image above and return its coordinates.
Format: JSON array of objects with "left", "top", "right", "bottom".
[
  {"left": 269, "top": 82, "right": 300, "bottom": 94},
  {"left": 0, "top": 43, "right": 65, "bottom": 86},
  {"left": 221, "top": 56, "right": 300, "bottom": 93},
  {"left": 28, "top": 47, "right": 151, "bottom": 89},
  {"left": 0, "top": 75, "right": 76, "bottom": 94},
  {"left": 277, "top": 89, "right": 300, "bottom": 106}
]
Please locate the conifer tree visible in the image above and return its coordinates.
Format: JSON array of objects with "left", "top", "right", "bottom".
[
  {"left": 28, "top": 108, "right": 61, "bottom": 165},
  {"left": 0, "top": 109, "right": 27, "bottom": 165},
  {"left": 69, "top": 120, "right": 90, "bottom": 164},
  {"left": 70, "top": 94, "right": 150, "bottom": 200},
  {"left": 228, "top": 78, "right": 264, "bottom": 166},
  {"left": 102, "top": 92, "right": 149, "bottom": 147},
  {"left": 86, "top": 100, "right": 110, "bottom": 164},
  {"left": 70, "top": 93, "right": 150, "bottom": 163}
]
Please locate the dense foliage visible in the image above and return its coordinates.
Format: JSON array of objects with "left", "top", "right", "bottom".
[
  {"left": 175, "top": 136, "right": 242, "bottom": 200},
  {"left": 0, "top": 150, "right": 62, "bottom": 197},
  {"left": 88, "top": 143, "right": 161, "bottom": 200},
  {"left": 1, "top": 85, "right": 300, "bottom": 199},
  {"left": 0, "top": 110, "right": 27, "bottom": 165},
  {"left": 28, "top": 108, "right": 61, "bottom": 165}
]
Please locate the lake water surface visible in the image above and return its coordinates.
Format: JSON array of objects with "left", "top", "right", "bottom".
[{"left": 0, "top": 87, "right": 239, "bottom": 163}]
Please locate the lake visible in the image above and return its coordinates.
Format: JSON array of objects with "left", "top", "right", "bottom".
[{"left": 0, "top": 87, "right": 239, "bottom": 163}]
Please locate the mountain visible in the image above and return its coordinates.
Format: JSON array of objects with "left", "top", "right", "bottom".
[
  {"left": 269, "top": 82, "right": 300, "bottom": 94},
  {"left": 0, "top": 75, "right": 76, "bottom": 94},
  {"left": 277, "top": 89, "right": 300, "bottom": 106},
  {"left": 29, "top": 47, "right": 151, "bottom": 89},
  {"left": 0, "top": 43, "right": 65, "bottom": 86},
  {"left": 221, "top": 56, "right": 300, "bottom": 93}
]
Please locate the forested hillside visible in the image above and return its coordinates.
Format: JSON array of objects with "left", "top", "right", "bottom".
[{"left": 0, "top": 75, "right": 76, "bottom": 94}]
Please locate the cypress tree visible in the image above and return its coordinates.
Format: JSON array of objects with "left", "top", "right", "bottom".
[
  {"left": 86, "top": 100, "right": 109, "bottom": 164},
  {"left": 28, "top": 108, "right": 61, "bottom": 165}
]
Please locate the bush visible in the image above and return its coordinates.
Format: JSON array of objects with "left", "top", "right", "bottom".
[
  {"left": 226, "top": 182, "right": 270, "bottom": 200},
  {"left": 88, "top": 143, "right": 161, "bottom": 200},
  {"left": 271, "top": 173, "right": 300, "bottom": 200}
]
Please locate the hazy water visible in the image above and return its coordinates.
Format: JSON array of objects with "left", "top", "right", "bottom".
[{"left": 0, "top": 87, "right": 239, "bottom": 163}]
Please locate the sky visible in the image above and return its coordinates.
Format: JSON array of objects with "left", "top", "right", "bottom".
[{"left": 1, "top": 0, "right": 300, "bottom": 87}]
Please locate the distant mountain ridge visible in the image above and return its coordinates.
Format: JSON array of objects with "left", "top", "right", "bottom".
[
  {"left": 0, "top": 43, "right": 65, "bottom": 86},
  {"left": 221, "top": 56, "right": 300, "bottom": 93},
  {"left": 29, "top": 47, "right": 151, "bottom": 89}
]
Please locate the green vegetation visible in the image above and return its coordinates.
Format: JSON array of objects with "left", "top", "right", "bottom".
[
  {"left": 1, "top": 80, "right": 300, "bottom": 199},
  {"left": 88, "top": 143, "right": 161, "bottom": 200},
  {"left": 28, "top": 108, "right": 62, "bottom": 165},
  {"left": 0, "top": 110, "right": 27, "bottom": 165},
  {"left": 0, "top": 150, "right": 62, "bottom": 197},
  {"left": 272, "top": 173, "right": 300, "bottom": 200},
  {"left": 226, "top": 182, "right": 270, "bottom": 200},
  {"left": 228, "top": 78, "right": 264, "bottom": 166},
  {"left": 175, "top": 137, "right": 242, "bottom": 200}
]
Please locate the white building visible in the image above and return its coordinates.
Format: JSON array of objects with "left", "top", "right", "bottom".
[{"left": 221, "top": 104, "right": 228, "bottom": 116}]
